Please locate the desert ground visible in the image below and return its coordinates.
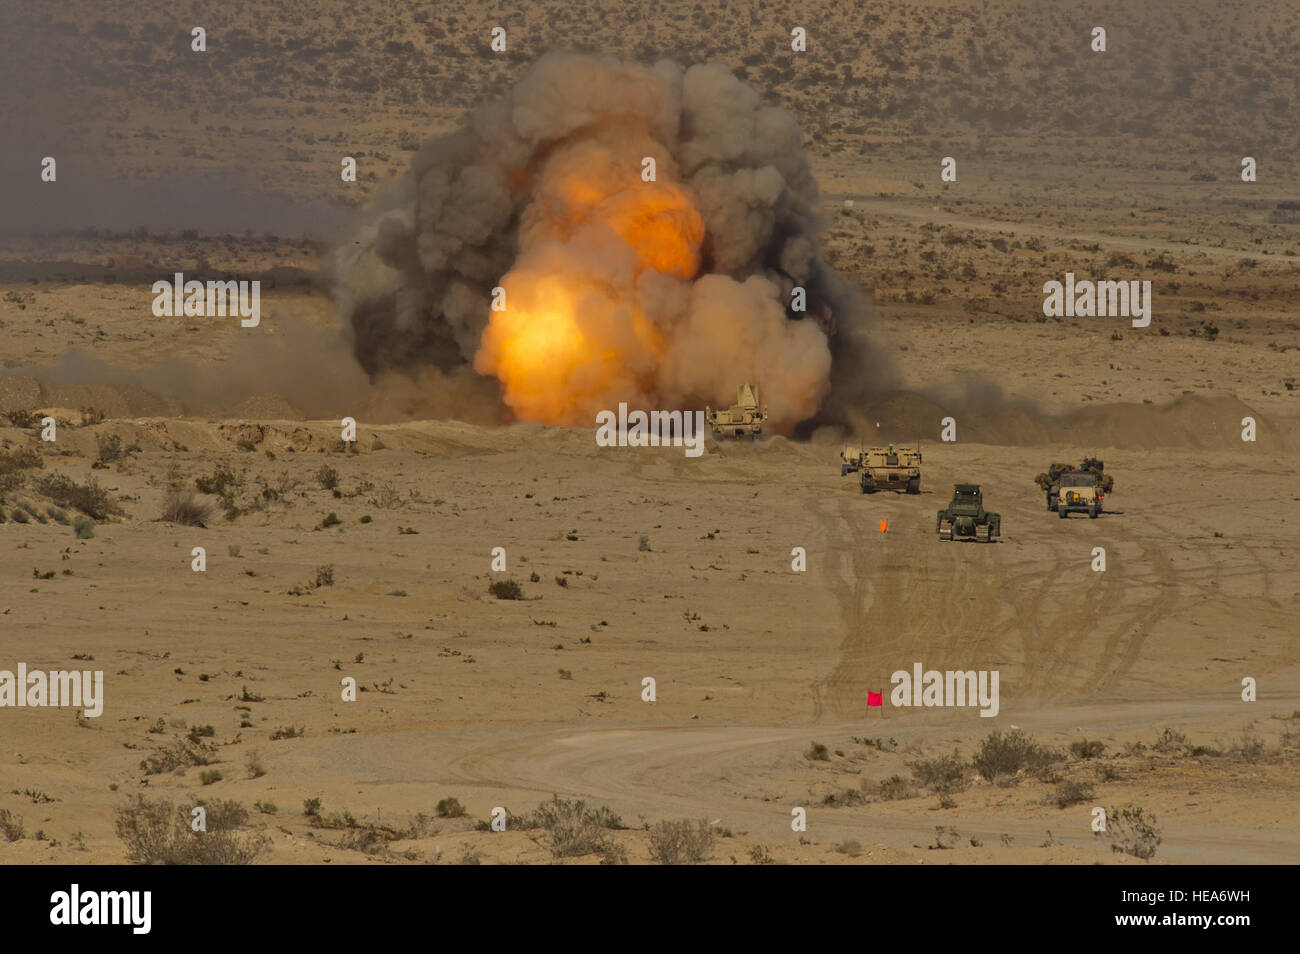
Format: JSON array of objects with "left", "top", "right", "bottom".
[{"left": 1, "top": 0, "right": 1298, "bottom": 864}]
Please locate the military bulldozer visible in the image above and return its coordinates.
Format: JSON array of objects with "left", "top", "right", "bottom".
[
  {"left": 1035, "top": 458, "right": 1114, "bottom": 511},
  {"left": 937, "top": 483, "right": 1001, "bottom": 542},
  {"left": 706, "top": 384, "right": 768, "bottom": 440},
  {"left": 858, "top": 443, "right": 922, "bottom": 494}
]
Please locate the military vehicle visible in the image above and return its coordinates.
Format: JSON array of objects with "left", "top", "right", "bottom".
[
  {"left": 858, "top": 443, "right": 922, "bottom": 494},
  {"left": 936, "top": 483, "right": 1001, "bottom": 542},
  {"left": 706, "top": 384, "right": 768, "bottom": 440},
  {"left": 1053, "top": 471, "right": 1102, "bottom": 519},
  {"left": 1035, "top": 458, "right": 1114, "bottom": 511},
  {"left": 840, "top": 445, "right": 865, "bottom": 476}
]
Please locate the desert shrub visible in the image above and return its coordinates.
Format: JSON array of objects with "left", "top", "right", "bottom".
[
  {"left": 1052, "top": 779, "right": 1095, "bottom": 808},
  {"left": 1229, "top": 726, "right": 1265, "bottom": 762},
  {"left": 878, "top": 775, "right": 913, "bottom": 800},
  {"left": 194, "top": 465, "right": 239, "bottom": 496},
  {"left": 489, "top": 579, "right": 524, "bottom": 600},
  {"left": 972, "top": 729, "right": 1060, "bottom": 783},
  {"left": 320, "top": 511, "right": 341, "bottom": 528},
  {"left": 435, "top": 797, "right": 465, "bottom": 818},
  {"left": 805, "top": 741, "right": 830, "bottom": 761},
  {"left": 4, "top": 409, "right": 41, "bottom": 428},
  {"left": 1152, "top": 727, "right": 1189, "bottom": 754},
  {"left": 1109, "top": 805, "right": 1162, "bottom": 860},
  {"left": 316, "top": 465, "right": 340, "bottom": 490},
  {"left": 1070, "top": 739, "right": 1106, "bottom": 759},
  {"left": 0, "top": 447, "right": 42, "bottom": 495},
  {"left": 161, "top": 491, "right": 211, "bottom": 526},
  {"left": 909, "top": 750, "right": 969, "bottom": 792},
  {"left": 313, "top": 565, "right": 334, "bottom": 588},
  {"left": 531, "top": 796, "right": 624, "bottom": 859},
  {"left": 115, "top": 795, "right": 270, "bottom": 865},
  {"left": 72, "top": 516, "right": 95, "bottom": 539},
  {"left": 46, "top": 505, "right": 69, "bottom": 524},
  {"left": 648, "top": 819, "right": 714, "bottom": 865},
  {"left": 96, "top": 433, "right": 124, "bottom": 462},
  {"left": 33, "top": 473, "right": 120, "bottom": 519},
  {"left": 0, "top": 809, "right": 24, "bottom": 841},
  {"left": 139, "top": 738, "right": 216, "bottom": 775}
]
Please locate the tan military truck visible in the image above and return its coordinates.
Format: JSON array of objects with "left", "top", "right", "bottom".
[
  {"left": 706, "top": 384, "right": 768, "bottom": 440},
  {"left": 859, "top": 443, "right": 922, "bottom": 494},
  {"left": 1053, "top": 471, "right": 1102, "bottom": 519}
]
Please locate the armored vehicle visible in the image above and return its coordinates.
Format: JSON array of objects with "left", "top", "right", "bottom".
[
  {"left": 858, "top": 444, "right": 922, "bottom": 494},
  {"left": 1053, "top": 471, "right": 1102, "bottom": 519},
  {"left": 936, "top": 483, "right": 1001, "bottom": 542},
  {"left": 706, "top": 384, "right": 768, "bottom": 440},
  {"left": 840, "top": 445, "right": 865, "bottom": 476},
  {"left": 1036, "top": 458, "right": 1114, "bottom": 511}
]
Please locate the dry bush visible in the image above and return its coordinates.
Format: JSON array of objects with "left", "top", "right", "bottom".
[
  {"left": 529, "top": 795, "right": 624, "bottom": 859},
  {"left": 1052, "top": 779, "right": 1095, "bottom": 808},
  {"left": 909, "top": 750, "right": 969, "bottom": 793},
  {"left": 489, "top": 579, "right": 524, "bottom": 600},
  {"left": 0, "top": 447, "right": 42, "bottom": 496},
  {"left": 115, "top": 795, "right": 270, "bottom": 865},
  {"left": 161, "top": 491, "right": 211, "bottom": 526},
  {"left": 0, "top": 809, "right": 24, "bottom": 841},
  {"left": 1108, "top": 805, "right": 1162, "bottom": 860},
  {"left": 648, "top": 819, "right": 714, "bottom": 865},
  {"left": 34, "top": 474, "right": 120, "bottom": 519},
  {"left": 972, "top": 729, "right": 1060, "bottom": 784},
  {"left": 139, "top": 738, "right": 217, "bottom": 775},
  {"left": 1070, "top": 739, "right": 1106, "bottom": 759},
  {"left": 96, "top": 433, "right": 124, "bottom": 462}
]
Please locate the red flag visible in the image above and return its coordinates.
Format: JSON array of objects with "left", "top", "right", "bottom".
[{"left": 867, "top": 691, "right": 883, "bottom": 707}]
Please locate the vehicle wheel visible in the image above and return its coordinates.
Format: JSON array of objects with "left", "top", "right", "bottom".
[
  {"left": 1058, "top": 505, "right": 1068, "bottom": 519},
  {"left": 1089, "top": 506, "right": 1098, "bottom": 519},
  {"left": 907, "top": 477, "right": 920, "bottom": 495},
  {"left": 1046, "top": 494, "right": 1055, "bottom": 512}
]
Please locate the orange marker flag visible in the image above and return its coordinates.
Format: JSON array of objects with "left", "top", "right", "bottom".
[{"left": 879, "top": 519, "right": 888, "bottom": 533}]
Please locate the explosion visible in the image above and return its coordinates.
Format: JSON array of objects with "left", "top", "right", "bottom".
[{"left": 332, "top": 52, "right": 870, "bottom": 431}]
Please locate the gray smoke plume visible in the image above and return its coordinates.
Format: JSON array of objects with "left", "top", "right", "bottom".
[{"left": 331, "top": 51, "right": 878, "bottom": 430}]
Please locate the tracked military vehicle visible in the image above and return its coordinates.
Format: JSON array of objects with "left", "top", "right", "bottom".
[
  {"left": 706, "top": 384, "right": 768, "bottom": 440},
  {"left": 840, "top": 445, "right": 865, "bottom": 476},
  {"left": 936, "top": 483, "right": 1001, "bottom": 542},
  {"left": 858, "top": 444, "right": 922, "bottom": 494}
]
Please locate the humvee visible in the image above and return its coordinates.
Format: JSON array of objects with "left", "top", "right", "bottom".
[
  {"left": 1036, "top": 458, "right": 1114, "bottom": 510},
  {"left": 936, "top": 483, "right": 1001, "bottom": 542},
  {"left": 1054, "top": 471, "right": 1102, "bottom": 519},
  {"left": 858, "top": 443, "right": 922, "bottom": 494},
  {"left": 706, "top": 384, "right": 768, "bottom": 440}
]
